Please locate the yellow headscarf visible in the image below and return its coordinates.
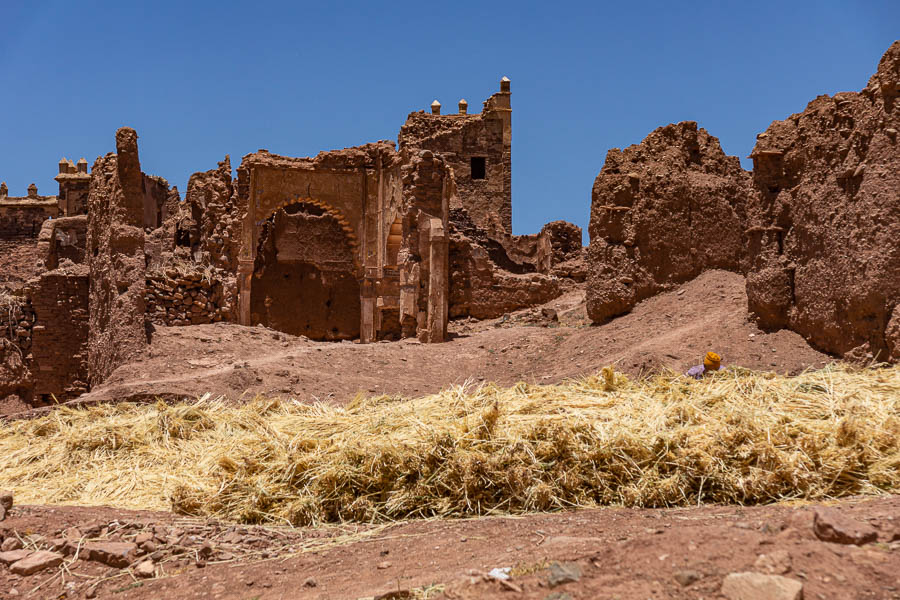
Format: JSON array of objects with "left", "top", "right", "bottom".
[{"left": 704, "top": 352, "right": 722, "bottom": 370}]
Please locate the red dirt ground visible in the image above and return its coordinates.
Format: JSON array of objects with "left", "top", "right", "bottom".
[
  {"left": 4, "top": 270, "right": 833, "bottom": 417},
  {"left": 1, "top": 496, "right": 898, "bottom": 599}
]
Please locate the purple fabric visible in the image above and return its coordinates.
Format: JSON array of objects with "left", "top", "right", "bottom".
[
  {"left": 686, "top": 365, "right": 706, "bottom": 379},
  {"left": 686, "top": 364, "right": 723, "bottom": 379}
]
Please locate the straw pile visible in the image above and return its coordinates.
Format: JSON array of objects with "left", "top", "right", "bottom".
[{"left": 1, "top": 365, "right": 898, "bottom": 525}]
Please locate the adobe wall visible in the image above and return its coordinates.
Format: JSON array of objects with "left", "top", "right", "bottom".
[
  {"left": 184, "top": 157, "right": 238, "bottom": 270},
  {"left": 29, "top": 264, "right": 90, "bottom": 401},
  {"left": 233, "top": 141, "right": 451, "bottom": 343},
  {"left": 399, "top": 78, "right": 512, "bottom": 236},
  {"left": 586, "top": 121, "right": 753, "bottom": 323},
  {"left": 37, "top": 215, "right": 88, "bottom": 270},
  {"left": 145, "top": 268, "right": 232, "bottom": 327},
  {"left": 746, "top": 40, "right": 900, "bottom": 362},
  {"left": 448, "top": 209, "right": 564, "bottom": 319},
  {"left": 0, "top": 292, "right": 34, "bottom": 371},
  {"left": 0, "top": 184, "right": 59, "bottom": 239},
  {"left": 86, "top": 127, "right": 149, "bottom": 385}
]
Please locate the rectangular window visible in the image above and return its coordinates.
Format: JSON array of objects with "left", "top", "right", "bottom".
[{"left": 470, "top": 156, "right": 486, "bottom": 180}]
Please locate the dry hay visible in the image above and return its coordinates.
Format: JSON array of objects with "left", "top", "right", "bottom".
[{"left": 1, "top": 365, "right": 898, "bottom": 525}]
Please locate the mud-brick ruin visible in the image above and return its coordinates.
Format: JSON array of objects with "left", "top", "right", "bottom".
[
  {"left": 2, "top": 41, "right": 899, "bottom": 411},
  {"left": 0, "top": 78, "right": 585, "bottom": 406}
]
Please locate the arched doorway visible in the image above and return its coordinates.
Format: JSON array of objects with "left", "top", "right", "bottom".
[{"left": 249, "top": 202, "right": 360, "bottom": 340}]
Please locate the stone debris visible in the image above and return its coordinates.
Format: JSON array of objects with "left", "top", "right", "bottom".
[
  {"left": 0, "top": 549, "right": 32, "bottom": 565},
  {"left": 134, "top": 559, "right": 155, "bottom": 578},
  {"left": 674, "top": 569, "right": 702, "bottom": 586},
  {"left": 547, "top": 561, "right": 582, "bottom": 587},
  {"left": 753, "top": 549, "right": 792, "bottom": 574},
  {"left": 721, "top": 572, "right": 803, "bottom": 600},
  {"left": 83, "top": 541, "right": 138, "bottom": 567},
  {"left": 812, "top": 507, "right": 879, "bottom": 546},
  {"left": 9, "top": 550, "right": 63, "bottom": 576},
  {"left": 1, "top": 537, "right": 23, "bottom": 552}
]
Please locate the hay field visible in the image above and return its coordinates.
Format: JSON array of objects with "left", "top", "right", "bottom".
[{"left": 1, "top": 365, "right": 898, "bottom": 525}]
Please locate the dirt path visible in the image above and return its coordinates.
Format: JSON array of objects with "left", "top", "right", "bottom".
[{"left": 2, "top": 496, "right": 898, "bottom": 599}]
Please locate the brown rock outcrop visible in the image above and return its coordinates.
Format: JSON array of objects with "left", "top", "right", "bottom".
[
  {"left": 746, "top": 40, "right": 900, "bottom": 361},
  {"left": 586, "top": 121, "right": 753, "bottom": 322}
]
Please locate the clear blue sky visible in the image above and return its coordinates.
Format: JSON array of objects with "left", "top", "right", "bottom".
[{"left": 1, "top": 1, "right": 897, "bottom": 239}]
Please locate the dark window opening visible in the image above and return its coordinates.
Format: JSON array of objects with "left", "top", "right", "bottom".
[{"left": 471, "top": 157, "right": 486, "bottom": 180}]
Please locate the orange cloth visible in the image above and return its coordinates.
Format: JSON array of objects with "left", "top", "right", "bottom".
[{"left": 703, "top": 352, "right": 722, "bottom": 370}]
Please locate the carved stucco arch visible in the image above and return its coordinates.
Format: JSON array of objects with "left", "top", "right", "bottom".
[
  {"left": 238, "top": 195, "right": 365, "bottom": 326},
  {"left": 257, "top": 196, "right": 363, "bottom": 277}
]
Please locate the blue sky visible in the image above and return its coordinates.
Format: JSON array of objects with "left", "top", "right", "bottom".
[{"left": 1, "top": 1, "right": 897, "bottom": 238}]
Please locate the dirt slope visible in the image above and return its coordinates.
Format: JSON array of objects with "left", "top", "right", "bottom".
[{"left": 5, "top": 270, "right": 832, "bottom": 416}]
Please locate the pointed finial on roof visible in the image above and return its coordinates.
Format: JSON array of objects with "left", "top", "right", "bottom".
[{"left": 430, "top": 99, "right": 441, "bottom": 115}]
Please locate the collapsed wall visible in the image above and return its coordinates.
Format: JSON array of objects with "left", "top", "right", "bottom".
[
  {"left": 86, "top": 128, "right": 150, "bottom": 385},
  {"left": 586, "top": 121, "right": 753, "bottom": 322},
  {"left": 585, "top": 41, "right": 900, "bottom": 364},
  {"left": 746, "top": 40, "right": 900, "bottom": 362},
  {"left": 448, "top": 209, "right": 583, "bottom": 319}
]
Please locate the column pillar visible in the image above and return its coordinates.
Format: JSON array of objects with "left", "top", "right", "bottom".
[{"left": 426, "top": 218, "right": 448, "bottom": 343}]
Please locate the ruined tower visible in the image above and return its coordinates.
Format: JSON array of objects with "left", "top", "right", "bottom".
[{"left": 399, "top": 77, "right": 512, "bottom": 236}]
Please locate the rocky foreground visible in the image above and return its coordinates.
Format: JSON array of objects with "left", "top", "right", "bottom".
[{"left": 1, "top": 491, "right": 899, "bottom": 599}]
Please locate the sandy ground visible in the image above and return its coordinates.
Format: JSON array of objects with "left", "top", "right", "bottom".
[{"left": 4, "top": 270, "right": 833, "bottom": 417}]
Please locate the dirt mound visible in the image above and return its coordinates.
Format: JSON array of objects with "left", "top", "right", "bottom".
[
  {"left": 586, "top": 121, "right": 753, "bottom": 322},
  {"left": 746, "top": 40, "right": 900, "bottom": 362}
]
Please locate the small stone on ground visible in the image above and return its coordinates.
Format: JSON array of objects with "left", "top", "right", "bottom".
[{"left": 721, "top": 572, "right": 803, "bottom": 600}]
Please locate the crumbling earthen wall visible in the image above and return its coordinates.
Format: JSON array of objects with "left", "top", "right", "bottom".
[
  {"left": 0, "top": 338, "right": 31, "bottom": 403},
  {"left": 746, "top": 40, "right": 900, "bottom": 361},
  {"left": 37, "top": 215, "right": 88, "bottom": 270},
  {"left": 0, "top": 292, "right": 33, "bottom": 367},
  {"left": 448, "top": 208, "right": 567, "bottom": 319},
  {"left": 86, "top": 127, "right": 149, "bottom": 385},
  {"left": 30, "top": 264, "right": 90, "bottom": 401},
  {"left": 399, "top": 79, "right": 512, "bottom": 236},
  {"left": 183, "top": 157, "right": 238, "bottom": 270},
  {"left": 586, "top": 121, "right": 753, "bottom": 323},
  {"left": 0, "top": 184, "right": 59, "bottom": 238},
  {"left": 145, "top": 268, "right": 232, "bottom": 327}
]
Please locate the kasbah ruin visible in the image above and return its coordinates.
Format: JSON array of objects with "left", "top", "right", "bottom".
[{"left": 0, "top": 25, "right": 898, "bottom": 600}]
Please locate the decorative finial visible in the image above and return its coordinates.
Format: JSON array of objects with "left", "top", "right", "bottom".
[
  {"left": 500, "top": 76, "right": 510, "bottom": 92},
  {"left": 430, "top": 100, "right": 441, "bottom": 115},
  {"left": 458, "top": 99, "right": 468, "bottom": 114}
]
